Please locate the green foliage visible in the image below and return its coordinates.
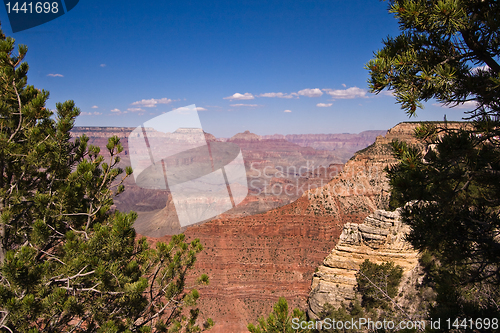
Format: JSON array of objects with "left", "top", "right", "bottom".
[
  {"left": 314, "top": 261, "right": 413, "bottom": 333},
  {"left": 356, "top": 260, "right": 404, "bottom": 310},
  {"left": 367, "top": 0, "right": 500, "bottom": 118},
  {"left": 253, "top": 262, "right": 405, "bottom": 333},
  {"left": 413, "top": 122, "right": 438, "bottom": 141},
  {"left": 314, "top": 301, "right": 366, "bottom": 333},
  {"left": 247, "top": 297, "right": 308, "bottom": 333},
  {"left": 368, "top": 0, "right": 500, "bottom": 323},
  {"left": 386, "top": 125, "right": 500, "bottom": 319},
  {"left": 0, "top": 25, "right": 211, "bottom": 332}
]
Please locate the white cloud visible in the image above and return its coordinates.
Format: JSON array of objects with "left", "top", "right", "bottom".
[
  {"left": 127, "top": 107, "right": 145, "bottom": 112},
  {"left": 433, "top": 100, "right": 478, "bottom": 109},
  {"left": 110, "top": 108, "right": 121, "bottom": 113},
  {"left": 317, "top": 103, "right": 333, "bottom": 107},
  {"left": 298, "top": 88, "right": 323, "bottom": 97},
  {"left": 223, "top": 92, "right": 255, "bottom": 100},
  {"left": 471, "top": 65, "right": 489, "bottom": 74},
  {"left": 131, "top": 98, "right": 173, "bottom": 108},
  {"left": 284, "top": 109, "right": 292, "bottom": 113},
  {"left": 100, "top": 64, "right": 106, "bottom": 67},
  {"left": 342, "top": 83, "right": 346, "bottom": 88},
  {"left": 259, "top": 92, "right": 298, "bottom": 99},
  {"left": 230, "top": 104, "right": 260, "bottom": 107},
  {"left": 196, "top": 107, "right": 207, "bottom": 111},
  {"left": 380, "top": 90, "right": 395, "bottom": 97},
  {"left": 323, "top": 87, "right": 367, "bottom": 99},
  {"left": 47, "top": 73, "right": 63, "bottom": 77},
  {"left": 171, "top": 106, "right": 198, "bottom": 114},
  {"left": 81, "top": 111, "right": 102, "bottom": 116},
  {"left": 91, "top": 105, "right": 98, "bottom": 109}
]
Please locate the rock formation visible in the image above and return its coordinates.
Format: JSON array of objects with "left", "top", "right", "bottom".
[
  {"left": 307, "top": 209, "right": 420, "bottom": 318},
  {"left": 177, "top": 126, "right": 406, "bottom": 332},
  {"left": 305, "top": 121, "right": 473, "bottom": 320},
  {"left": 262, "top": 130, "right": 387, "bottom": 162},
  {"left": 274, "top": 127, "right": 399, "bottom": 219},
  {"left": 228, "top": 130, "right": 262, "bottom": 142},
  {"left": 69, "top": 122, "right": 460, "bottom": 332},
  {"left": 68, "top": 125, "right": 396, "bottom": 332},
  {"left": 71, "top": 127, "right": 346, "bottom": 218}
]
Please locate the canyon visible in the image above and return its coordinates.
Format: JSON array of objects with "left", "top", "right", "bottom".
[
  {"left": 180, "top": 129, "right": 399, "bottom": 332},
  {"left": 261, "top": 130, "right": 386, "bottom": 162},
  {"left": 71, "top": 127, "right": 366, "bottom": 235},
  {"left": 70, "top": 123, "right": 432, "bottom": 332}
]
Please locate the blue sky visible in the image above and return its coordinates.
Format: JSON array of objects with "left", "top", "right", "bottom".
[{"left": 0, "top": 0, "right": 468, "bottom": 137}]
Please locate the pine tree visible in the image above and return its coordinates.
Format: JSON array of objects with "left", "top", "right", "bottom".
[
  {"left": 356, "top": 260, "right": 403, "bottom": 311},
  {"left": 367, "top": 0, "right": 500, "bottom": 320},
  {"left": 0, "top": 25, "right": 211, "bottom": 332},
  {"left": 247, "top": 297, "right": 308, "bottom": 333}
]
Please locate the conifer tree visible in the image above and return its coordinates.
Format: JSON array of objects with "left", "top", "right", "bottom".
[
  {"left": 0, "top": 25, "right": 210, "bottom": 332},
  {"left": 367, "top": 0, "right": 500, "bottom": 320},
  {"left": 247, "top": 297, "right": 308, "bottom": 333}
]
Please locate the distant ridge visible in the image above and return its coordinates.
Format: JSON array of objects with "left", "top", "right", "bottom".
[
  {"left": 71, "top": 127, "right": 387, "bottom": 154},
  {"left": 260, "top": 130, "right": 387, "bottom": 161}
]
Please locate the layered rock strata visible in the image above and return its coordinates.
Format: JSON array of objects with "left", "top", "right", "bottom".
[
  {"left": 275, "top": 128, "right": 399, "bottom": 219},
  {"left": 134, "top": 124, "right": 403, "bottom": 332},
  {"left": 71, "top": 127, "right": 344, "bottom": 218},
  {"left": 178, "top": 127, "right": 406, "bottom": 332},
  {"left": 262, "top": 130, "right": 387, "bottom": 162},
  {"left": 307, "top": 209, "right": 420, "bottom": 318},
  {"left": 69, "top": 122, "right": 464, "bottom": 332}
]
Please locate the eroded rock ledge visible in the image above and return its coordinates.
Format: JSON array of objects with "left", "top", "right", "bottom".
[{"left": 308, "top": 209, "right": 419, "bottom": 318}]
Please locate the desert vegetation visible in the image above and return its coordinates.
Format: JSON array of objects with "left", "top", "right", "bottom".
[
  {"left": 252, "top": 0, "right": 500, "bottom": 331},
  {"left": 1, "top": 0, "right": 499, "bottom": 331},
  {"left": 0, "top": 25, "right": 211, "bottom": 332}
]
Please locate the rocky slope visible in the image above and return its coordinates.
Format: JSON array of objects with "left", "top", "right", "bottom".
[
  {"left": 70, "top": 127, "right": 390, "bottom": 221},
  {"left": 262, "top": 130, "right": 387, "bottom": 162},
  {"left": 305, "top": 121, "right": 473, "bottom": 321},
  {"left": 69, "top": 123, "right": 438, "bottom": 332},
  {"left": 176, "top": 125, "right": 410, "bottom": 332},
  {"left": 307, "top": 209, "right": 420, "bottom": 318},
  {"left": 72, "top": 127, "right": 346, "bottom": 234}
]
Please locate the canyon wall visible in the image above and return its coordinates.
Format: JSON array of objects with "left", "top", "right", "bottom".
[
  {"left": 305, "top": 121, "right": 473, "bottom": 321},
  {"left": 307, "top": 209, "right": 420, "bottom": 318},
  {"left": 262, "top": 130, "right": 387, "bottom": 162},
  {"left": 72, "top": 127, "right": 343, "bottom": 210},
  {"left": 69, "top": 122, "right": 456, "bottom": 332},
  {"left": 70, "top": 127, "right": 385, "bottom": 163},
  {"left": 178, "top": 125, "right": 409, "bottom": 332}
]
